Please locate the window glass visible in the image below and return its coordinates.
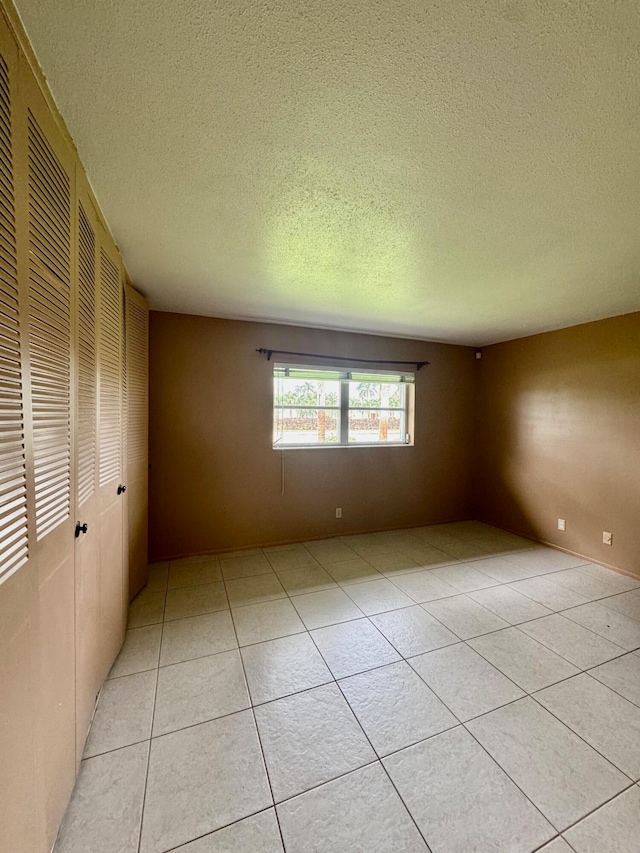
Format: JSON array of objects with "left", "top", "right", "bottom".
[{"left": 273, "top": 364, "right": 413, "bottom": 448}]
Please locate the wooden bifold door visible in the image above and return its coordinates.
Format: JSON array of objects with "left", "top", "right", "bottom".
[{"left": 0, "top": 7, "right": 149, "bottom": 853}]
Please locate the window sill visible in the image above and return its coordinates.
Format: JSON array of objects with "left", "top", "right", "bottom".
[{"left": 272, "top": 442, "right": 413, "bottom": 450}]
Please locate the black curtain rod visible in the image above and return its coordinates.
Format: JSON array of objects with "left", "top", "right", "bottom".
[{"left": 256, "top": 348, "right": 430, "bottom": 370}]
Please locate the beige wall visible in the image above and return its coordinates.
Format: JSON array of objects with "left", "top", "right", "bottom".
[
  {"left": 148, "top": 312, "right": 476, "bottom": 560},
  {"left": 476, "top": 311, "right": 640, "bottom": 577}
]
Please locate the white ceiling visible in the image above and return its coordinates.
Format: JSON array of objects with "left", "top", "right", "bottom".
[{"left": 15, "top": 0, "right": 640, "bottom": 345}]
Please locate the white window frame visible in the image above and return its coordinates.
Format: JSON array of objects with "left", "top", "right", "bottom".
[{"left": 273, "top": 363, "right": 414, "bottom": 449}]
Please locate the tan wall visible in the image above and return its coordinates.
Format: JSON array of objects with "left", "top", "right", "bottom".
[
  {"left": 476, "top": 311, "right": 640, "bottom": 577},
  {"left": 148, "top": 312, "right": 476, "bottom": 560}
]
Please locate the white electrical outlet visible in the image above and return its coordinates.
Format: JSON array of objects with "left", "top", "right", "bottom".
[
  {"left": 603, "top": 531, "right": 612, "bottom": 545},
  {"left": 557, "top": 518, "right": 566, "bottom": 531},
  {"left": 335, "top": 508, "right": 342, "bottom": 518}
]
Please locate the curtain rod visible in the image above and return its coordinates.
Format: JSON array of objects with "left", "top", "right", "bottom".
[{"left": 256, "top": 348, "right": 430, "bottom": 370}]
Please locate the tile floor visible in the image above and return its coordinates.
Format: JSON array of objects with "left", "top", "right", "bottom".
[{"left": 54, "top": 522, "right": 640, "bottom": 853}]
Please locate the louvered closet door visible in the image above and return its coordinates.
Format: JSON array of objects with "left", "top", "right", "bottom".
[
  {"left": 73, "top": 182, "right": 102, "bottom": 759},
  {"left": 125, "top": 283, "right": 148, "bottom": 598},
  {"left": 0, "top": 23, "right": 42, "bottom": 853},
  {"left": 96, "top": 229, "right": 126, "bottom": 674},
  {"left": 17, "top": 53, "right": 77, "bottom": 848}
]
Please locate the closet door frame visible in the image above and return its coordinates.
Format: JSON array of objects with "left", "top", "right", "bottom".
[
  {"left": 125, "top": 282, "right": 149, "bottom": 598},
  {"left": 96, "top": 226, "right": 126, "bottom": 675},
  {"left": 73, "top": 177, "right": 102, "bottom": 761},
  {"left": 0, "top": 15, "right": 42, "bottom": 853},
  {"left": 15, "top": 48, "right": 78, "bottom": 849}
]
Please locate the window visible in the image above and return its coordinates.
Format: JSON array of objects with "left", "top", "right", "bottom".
[{"left": 273, "top": 364, "right": 414, "bottom": 448}]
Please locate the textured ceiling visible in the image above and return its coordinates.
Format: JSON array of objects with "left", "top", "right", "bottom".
[{"left": 14, "top": 0, "right": 640, "bottom": 344}]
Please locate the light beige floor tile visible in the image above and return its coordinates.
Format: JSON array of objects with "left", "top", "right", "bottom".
[
  {"left": 561, "top": 602, "right": 640, "bottom": 650},
  {"left": 225, "top": 573, "right": 286, "bottom": 607},
  {"left": 109, "top": 625, "right": 162, "bottom": 678},
  {"left": 537, "top": 840, "right": 574, "bottom": 853},
  {"left": 589, "top": 652, "right": 640, "bottom": 706},
  {"left": 221, "top": 554, "right": 274, "bottom": 580},
  {"left": 503, "top": 548, "right": 588, "bottom": 574},
  {"left": 165, "top": 582, "right": 228, "bottom": 621},
  {"left": 291, "top": 587, "right": 363, "bottom": 629},
  {"left": 469, "top": 586, "right": 553, "bottom": 624},
  {"left": 599, "top": 589, "right": 640, "bottom": 622},
  {"left": 443, "top": 521, "right": 497, "bottom": 539},
  {"left": 140, "top": 711, "right": 271, "bottom": 853},
  {"left": 219, "top": 548, "right": 263, "bottom": 559},
  {"left": 168, "top": 560, "right": 222, "bottom": 589},
  {"left": 384, "top": 726, "right": 554, "bottom": 853},
  {"left": 545, "top": 567, "right": 623, "bottom": 601},
  {"left": 404, "top": 545, "right": 460, "bottom": 567},
  {"left": 579, "top": 564, "right": 640, "bottom": 594},
  {"left": 370, "top": 605, "right": 458, "bottom": 657},
  {"left": 311, "top": 618, "right": 401, "bottom": 679},
  {"left": 260, "top": 542, "right": 304, "bottom": 554},
  {"left": 410, "top": 642, "right": 524, "bottom": 721},
  {"left": 267, "top": 549, "right": 319, "bottom": 573},
  {"left": 414, "top": 525, "right": 465, "bottom": 547},
  {"left": 54, "top": 742, "right": 148, "bottom": 853},
  {"left": 364, "top": 552, "right": 422, "bottom": 574},
  {"left": 430, "top": 563, "right": 498, "bottom": 592},
  {"left": 153, "top": 650, "right": 250, "bottom": 736},
  {"left": 324, "top": 557, "right": 384, "bottom": 585},
  {"left": 232, "top": 598, "right": 305, "bottom": 646},
  {"left": 469, "top": 627, "right": 579, "bottom": 692},
  {"left": 339, "top": 661, "right": 457, "bottom": 755},
  {"left": 241, "top": 633, "right": 332, "bottom": 705},
  {"left": 467, "top": 697, "right": 628, "bottom": 830},
  {"left": 390, "top": 570, "right": 458, "bottom": 603},
  {"left": 276, "top": 564, "right": 337, "bottom": 595},
  {"left": 174, "top": 809, "right": 284, "bottom": 852},
  {"left": 84, "top": 670, "right": 156, "bottom": 757},
  {"left": 171, "top": 554, "right": 224, "bottom": 565},
  {"left": 349, "top": 542, "right": 399, "bottom": 559},
  {"left": 160, "top": 611, "right": 236, "bottom": 666},
  {"left": 508, "top": 576, "right": 590, "bottom": 611},
  {"left": 422, "top": 594, "right": 509, "bottom": 639},
  {"left": 254, "top": 683, "right": 375, "bottom": 802},
  {"left": 277, "top": 763, "right": 428, "bottom": 853},
  {"left": 466, "top": 556, "right": 537, "bottom": 583},
  {"left": 535, "top": 673, "right": 640, "bottom": 779},
  {"left": 519, "top": 613, "right": 626, "bottom": 669},
  {"left": 344, "top": 578, "right": 414, "bottom": 615},
  {"left": 128, "top": 587, "right": 165, "bottom": 628},
  {"left": 304, "top": 540, "right": 360, "bottom": 564},
  {"left": 563, "top": 785, "right": 640, "bottom": 853},
  {"left": 373, "top": 531, "right": 424, "bottom": 550},
  {"left": 437, "top": 540, "right": 499, "bottom": 562},
  {"left": 146, "top": 562, "right": 169, "bottom": 592}
]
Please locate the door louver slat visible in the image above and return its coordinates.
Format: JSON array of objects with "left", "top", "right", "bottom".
[
  {"left": 99, "top": 249, "right": 120, "bottom": 486},
  {"left": 27, "top": 111, "right": 71, "bottom": 540},
  {"left": 77, "top": 203, "right": 96, "bottom": 506},
  {"left": 0, "top": 52, "right": 28, "bottom": 583}
]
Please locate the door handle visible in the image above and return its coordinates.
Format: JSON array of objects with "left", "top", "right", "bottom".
[
  {"left": 117, "top": 484, "right": 127, "bottom": 495},
  {"left": 75, "top": 522, "right": 88, "bottom": 538}
]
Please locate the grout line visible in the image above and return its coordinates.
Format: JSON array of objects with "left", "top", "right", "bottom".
[
  {"left": 221, "top": 567, "right": 289, "bottom": 853},
  {"left": 528, "top": 689, "right": 637, "bottom": 783},
  {"left": 159, "top": 806, "right": 279, "bottom": 853},
  {"left": 111, "top": 528, "right": 639, "bottom": 852},
  {"left": 543, "top": 780, "right": 638, "bottom": 845},
  {"left": 135, "top": 571, "right": 168, "bottom": 853},
  {"left": 583, "top": 655, "right": 640, "bottom": 709}
]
